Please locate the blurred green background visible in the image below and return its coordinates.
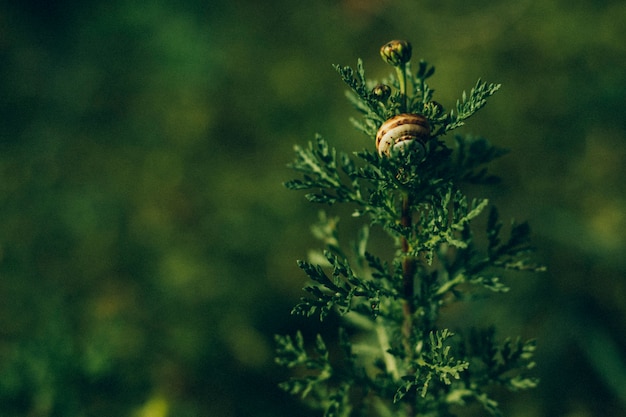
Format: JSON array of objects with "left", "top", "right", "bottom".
[{"left": 1, "top": 0, "right": 625, "bottom": 416}]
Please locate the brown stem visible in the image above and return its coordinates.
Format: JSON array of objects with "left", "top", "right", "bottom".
[
  {"left": 401, "top": 194, "right": 415, "bottom": 336},
  {"left": 400, "top": 194, "right": 416, "bottom": 417}
]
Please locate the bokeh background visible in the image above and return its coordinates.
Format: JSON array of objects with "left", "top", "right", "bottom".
[{"left": 1, "top": 0, "right": 625, "bottom": 416}]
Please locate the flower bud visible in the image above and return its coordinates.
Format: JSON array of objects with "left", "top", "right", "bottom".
[
  {"left": 371, "top": 84, "right": 391, "bottom": 101},
  {"left": 380, "top": 40, "right": 412, "bottom": 67}
]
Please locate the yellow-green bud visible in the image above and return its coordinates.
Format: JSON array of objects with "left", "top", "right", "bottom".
[
  {"left": 380, "top": 40, "right": 412, "bottom": 67},
  {"left": 371, "top": 84, "right": 391, "bottom": 101}
]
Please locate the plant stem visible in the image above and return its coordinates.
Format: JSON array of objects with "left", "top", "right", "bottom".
[
  {"left": 395, "top": 65, "right": 408, "bottom": 113},
  {"left": 400, "top": 193, "right": 416, "bottom": 417},
  {"left": 392, "top": 68, "right": 413, "bottom": 361},
  {"left": 375, "top": 323, "right": 400, "bottom": 381},
  {"left": 401, "top": 194, "right": 415, "bottom": 321}
]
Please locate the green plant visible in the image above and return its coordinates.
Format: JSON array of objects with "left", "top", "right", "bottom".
[{"left": 275, "top": 40, "right": 545, "bottom": 417}]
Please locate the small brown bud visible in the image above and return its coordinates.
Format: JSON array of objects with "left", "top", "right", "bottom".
[{"left": 371, "top": 84, "right": 391, "bottom": 101}]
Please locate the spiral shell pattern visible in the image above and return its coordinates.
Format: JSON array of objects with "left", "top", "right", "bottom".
[{"left": 376, "top": 114, "right": 431, "bottom": 157}]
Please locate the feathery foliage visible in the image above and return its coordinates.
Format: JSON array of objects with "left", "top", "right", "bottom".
[{"left": 276, "top": 40, "right": 544, "bottom": 417}]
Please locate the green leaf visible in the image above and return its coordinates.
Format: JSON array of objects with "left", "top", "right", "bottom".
[
  {"left": 446, "top": 80, "right": 501, "bottom": 131},
  {"left": 275, "top": 331, "right": 334, "bottom": 400},
  {"left": 454, "top": 135, "right": 509, "bottom": 184}
]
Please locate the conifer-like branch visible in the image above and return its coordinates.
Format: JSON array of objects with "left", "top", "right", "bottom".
[{"left": 276, "top": 40, "right": 543, "bottom": 417}]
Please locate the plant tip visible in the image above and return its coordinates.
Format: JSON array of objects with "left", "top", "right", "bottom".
[
  {"left": 380, "top": 40, "right": 412, "bottom": 67},
  {"left": 371, "top": 84, "right": 392, "bottom": 101}
]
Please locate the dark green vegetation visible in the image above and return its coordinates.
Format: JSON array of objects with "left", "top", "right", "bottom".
[
  {"left": 0, "top": 1, "right": 625, "bottom": 416},
  {"left": 276, "top": 43, "right": 544, "bottom": 416}
]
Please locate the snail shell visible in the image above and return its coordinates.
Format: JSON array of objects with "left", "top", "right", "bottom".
[{"left": 376, "top": 113, "right": 431, "bottom": 157}]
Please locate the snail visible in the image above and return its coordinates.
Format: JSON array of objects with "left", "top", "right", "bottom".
[{"left": 376, "top": 113, "right": 431, "bottom": 157}]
